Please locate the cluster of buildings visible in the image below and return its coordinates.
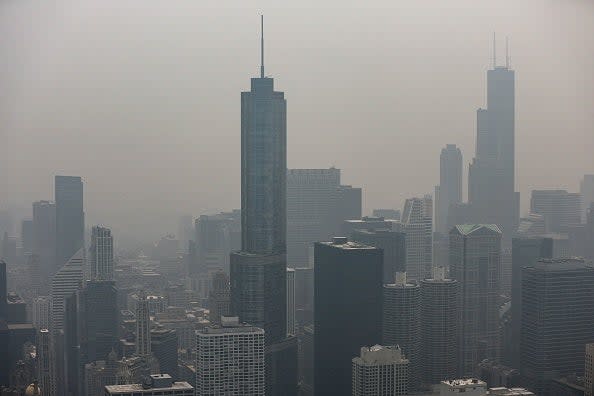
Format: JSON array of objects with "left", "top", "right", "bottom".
[{"left": 0, "top": 21, "right": 593, "bottom": 396}]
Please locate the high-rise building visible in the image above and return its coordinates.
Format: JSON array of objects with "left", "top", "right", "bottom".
[
  {"left": 50, "top": 248, "right": 84, "bottom": 332},
  {"left": 520, "top": 258, "right": 594, "bottom": 395},
  {"left": 352, "top": 345, "right": 409, "bottom": 396},
  {"left": 585, "top": 343, "right": 594, "bottom": 396},
  {"left": 37, "top": 328, "right": 56, "bottom": 396},
  {"left": 84, "top": 350, "right": 118, "bottom": 396},
  {"left": 449, "top": 224, "right": 501, "bottom": 376},
  {"left": 382, "top": 273, "right": 421, "bottom": 391},
  {"left": 55, "top": 175, "right": 84, "bottom": 269},
  {"left": 402, "top": 196, "right": 433, "bottom": 281},
  {"left": 84, "top": 280, "right": 119, "bottom": 362},
  {"left": 230, "top": 17, "right": 296, "bottom": 395},
  {"left": 420, "top": 268, "right": 458, "bottom": 385},
  {"left": 435, "top": 144, "right": 463, "bottom": 235},
  {"left": 286, "top": 267, "right": 296, "bottom": 336},
  {"left": 195, "top": 316, "right": 265, "bottom": 396},
  {"left": 314, "top": 238, "right": 383, "bottom": 396},
  {"left": 580, "top": 175, "right": 594, "bottom": 223},
  {"left": 105, "top": 374, "right": 193, "bottom": 395},
  {"left": 286, "top": 168, "right": 362, "bottom": 267},
  {"left": 32, "top": 200, "right": 56, "bottom": 277},
  {"left": 151, "top": 328, "right": 178, "bottom": 380},
  {"left": 177, "top": 215, "right": 193, "bottom": 252},
  {"left": 509, "top": 237, "right": 552, "bottom": 369},
  {"left": 194, "top": 210, "right": 241, "bottom": 274},
  {"left": 32, "top": 296, "right": 51, "bottom": 331},
  {"left": 351, "top": 229, "right": 406, "bottom": 283},
  {"left": 208, "top": 270, "right": 230, "bottom": 325},
  {"left": 20, "top": 219, "right": 33, "bottom": 255},
  {"left": 90, "top": 226, "right": 113, "bottom": 280},
  {"left": 467, "top": 51, "right": 519, "bottom": 243},
  {"left": 136, "top": 291, "right": 151, "bottom": 357},
  {"left": 530, "top": 189, "right": 582, "bottom": 233}
]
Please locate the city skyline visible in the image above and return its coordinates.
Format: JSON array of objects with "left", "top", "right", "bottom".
[{"left": 0, "top": 1, "right": 592, "bottom": 241}]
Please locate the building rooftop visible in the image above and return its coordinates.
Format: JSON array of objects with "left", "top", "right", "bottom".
[
  {"left": 454, "top": 224, "right": 501, "bottom": 236},
  {"left": 442, "top": 378, "right": 487, "bottom": 388},
  {"left": 104, "top": 374, "right": 192, "bottom": 393},
  {"left": 353, "top": 345, "right": 408, "bottom": 365},
  {"left": 318, "top": 237, "right": 376, "bottom": 250},
  {"left": 198, "top": 316, "right": 264, "bottom": 335}
]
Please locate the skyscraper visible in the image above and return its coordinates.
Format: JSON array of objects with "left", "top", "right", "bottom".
[
  {"left": 420, "top": 268, "right": 459, "bottom": 384},
  {"left": 449, "top": 224, "right": 501, "bottom": 376},
  {"left": 55, "top": 176, "right": 84, "bottom": 269},
  {"left": 530, "top": 189, "right": 582, "bottom": 233},
  {"left": 468, "top": 45, "right": 519, "bottom": 242},
  {"left": 435, "top": 144, "right": 463, "bottom": 235},
  {"left": 286, "top": 168, "right": 362, "bottom": 267},
  {"left": 382, "top": 273, "right": 421, "bottom": 391},
  {"left": 313, "top": 238, "right": 383, "bottom": 396},
  {"left": 83, "top": 280, "right": 119, "bottom": 362},
  {"left": 521, "top": 258, "right": 594, "bottom": 395},
  {"left": 208, "top": 270, "right": 230, "bottom": 325},
  {"left": 50, "top": 248, "right": 84, "bottom": 333},
  {"left": 37, "top": 328, "right": 56, "bottom": 396},
  {"left": 136, "top": 291, "right": 151, "bottom": 357},
  {"left": 401, "top": 196, "right": 433, "bottom": 281},
  {"left": 229, "top": 17, "right": 295, "bottom": 395},
  {"left": 194, "top": 210, "right": 241, "bottom": 274},
  {"left": 580, "top": 175, "right": 594, "bottom": 223},
  {"left": 509, "top": 236, "right": 552, "bottom": 368},
  {"left": 90, "top": 226, "right": 114, "bottom": 280},
  {"left": 32, "top": 200, "right": 56, "bottom": 277},
  {"left": 352, "top": 345, "right": 409, "bottom": 396},
  {"left": 195, "top": 317, "right": 265, "bottom": 396},
  {"left": 151, "top": 328, "right": 178, "bottom": 379},
  {"left": 351, "top": 228, "right": 406, "bottom": 283},
  {"left": 32, "top": 296, "right": 51, "bottom": 331},
  {"left": 21, "top": 219, "right": 33, "bottom": 255}
]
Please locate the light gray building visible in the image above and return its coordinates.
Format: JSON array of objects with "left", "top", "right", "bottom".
[
  {"left": 90, "top": 226, "right": 113, "bottom": 281},
  {"left": 402, "top": 196, "right": 433, "bottom": 281},
  {"left": 195, "top": 317, "right": 265, "bottom": 396},
  {"left": 352, "top": 345, "right": 409, "bottom": 396},
  {"left": 449, "top": 224, "right": 501, "bottom": 376},
  {"left": 55, "top": 175, "right": 84, "bottom": 269},
  {"left": 530, "top": 189, "right": 582, "bottom": 233},
  {"left": 581, "top": 175, "right": 594, "bottom": 223},
  {"left": 435, "top": 144, "right": 463, "bottom": 235},
  {"left": 105, "top": 374, "right": 193, "bottom": 396},
  {"left": 51, "top": 248, "right": 84, "bottom": 332}
]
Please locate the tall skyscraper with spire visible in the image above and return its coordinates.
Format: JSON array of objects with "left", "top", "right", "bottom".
[
  {"left": 230, "top": 17, "right": 296, "bottom": 395},
  {"left": 468, "top": 37, "right": 519, "bottom": 243}
]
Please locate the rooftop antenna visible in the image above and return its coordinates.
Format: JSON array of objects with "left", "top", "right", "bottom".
[
  {"left": 493, "top": 32, "right": 497, "bottom": 68},
  {"left": 505, "top": 36, "right": 510, "bottom": 69},
  {"left": 260, "top": 15, "right": 264, "bottom": 78}
]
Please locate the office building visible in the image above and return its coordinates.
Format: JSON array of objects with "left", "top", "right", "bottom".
[
  {"left": 435, "top": 144, "right": 463, "bottom": 235},
  {"left": 37, "top": 328, "right": 56, "bottom": 396},
  {"left": 84, "top": 280, "right": 119, "bottom": 362},
  {"left": 90, "top": 226, "right": 114, "bottom": 281},
  {"left": 151, "top": 328, "right": 178, "bottom": 380},
  {"left": 50, "top": 248, "right": 84, "bottom": 332},
  {"left": 105, "top": 374, "right": 193, "bottom": 396},
  {"left": 581, "top": 175, "right": 594, "bottom": 223},
  {"left": 402, "top": 196, "right": 433, "bottom": 281},
  {"left": 585, "top": 343, "right": 594, "bottom": 396},
  {"left": 314, "top": 238, "right": 383, "bottom": 396},
  {"left": 55, "top": 176, "right": 84, "bottom": 269},
  {"left": 352, "top": 228, "right": 406, "bottom": 283},
  {"left": 382, "top": 273, "right": 421, "bottom": 390},
  {"left": 449, "top": 224, "right": 501, "bottom": 376},
  {"left": 195, "top": 317, "right": 265, "bottom": 396},
  {"left": 521, "top": 258, "right": 594, "bottom": 395},
  {"left": 32, "top": 200, "right": 56, "bottom": 277},
  {"left": 467, "top": 52, "right": 519, "bottom": 242},
  {"left": 342, "top": 216, "right": 401, "bottom": 237},
  {"left": 420, "top": 268, "right": 458, "bottom": 384},
  {"left": 509, "top": 237, "right": 552, "bottom": 368},
  {"left": 287, "top": 168, "right": 362, "bottom": 268},
  {"left": 352, "top": 345, "right": 409, "bottom": 396},
  {"left": 372, "top": 209, "right": 401, "bottom": 220},
  {"left": 84, "top": 351, "right": 118, "bottom": 396},
  {"left": 20, "top": 219, "right": 33, "bottom": 255},
  {"left": 32, "top": 296, "right": 51, "bottom": 330},
  {"left": 287, "top": 267, "right": 296, "bottom": 336},
  {"left": 136, "top": 291, "right": 151, "bottom": 357},
  {"left": 208, "top": 270, "right": 230, "bottom": 325},
  {"left": 194, "top": 210, "right": 241, "bottom": 274},
  {"left": 530, "top": 189, "right": 582, "bottom": 233}
]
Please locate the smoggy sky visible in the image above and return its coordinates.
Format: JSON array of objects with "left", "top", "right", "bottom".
[{"left": 0, "top": 0, "right": 593, "bottom": 242}]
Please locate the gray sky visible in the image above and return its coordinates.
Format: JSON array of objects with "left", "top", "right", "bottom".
[{"left": 1, "top": 0, "right": 593, "bottom": 241}]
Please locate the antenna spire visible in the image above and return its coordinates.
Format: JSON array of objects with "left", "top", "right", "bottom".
[
  {"left": 493, "top": 32, "right": 497, "bottom": 69},
  {"left": 505, "top": 36, "right": 510, "bottom": 69},
  {"left": 260, "top": 15, "right": 264, "bottom": 78}
]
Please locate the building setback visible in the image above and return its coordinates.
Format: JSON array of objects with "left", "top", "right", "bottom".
[
  {"left": 314, "top": 238, "right": 383, "bottom": 396},
  {"left": 352, "top": 345, "right": 409, "bottom": 396}
]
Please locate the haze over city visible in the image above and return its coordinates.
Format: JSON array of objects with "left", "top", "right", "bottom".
[{"left": 1, "top": 0, "right": 592, "bottom": 242}]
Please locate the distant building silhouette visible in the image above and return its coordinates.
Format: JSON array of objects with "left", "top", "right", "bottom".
[
  {"left": 580, "top": 175, "right": 594, "bottom": 223},
  {"left": 55, "top": 176, "right": 84, "bottom": 269},
  {"left": 530, "top": 189, "right": 582, "bottom": 233},
  {"left": 32, "top": 200, "right": 56, "bottom": 278},
  {"left": 435, "top": 144, "right": 463, "bottom": 235}
]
